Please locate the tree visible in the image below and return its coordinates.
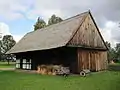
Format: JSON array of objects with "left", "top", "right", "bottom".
[
  {"left": 0, "top": 40, "right": 2, "bottom": 61},
  {"left": 0, "top": 33, "right": 2, "bottom": 61},
  {"left": 105, "top": 41, "right": 116, "bottom": 63},
  {"left": 115, "top": 43, "right": 120, "bottom": 51},
  {"left": 108, "top": 48, "right": 116, "bottom": 62},
  {"left": 1, "top": 35, "right": 16, "bottom": 64},
  {"left": 115, "top": 43, "right": 120, "bottom": 62},
  {"left": 34, "top": 17, "right": 46, "bottom": 31},
  {"left": 48, "top": 14, "right": 63, "bottom": 25},
  {"left": 105, "top": 41, "right": 111, "bottom": 49},
  {"left": 2, "top": 35, "right": 16, "bottom": 53}
]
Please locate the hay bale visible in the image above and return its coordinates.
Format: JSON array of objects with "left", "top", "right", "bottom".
[
  {"left": 37, "top": 65, "right": 48, "bottom": 74},
  {"left": 110, "top": 60, "right": 115, "bottom": 64},
  {"left": 52, "top": 72, "right": 56, "bottom": 75},
  {"left": 48, "top": 71, "right": 52, "bottom": 75},
  {"left": 47, "top": 65, "right": 53, "bottom": 72},
  {"left": 37, "top": 64, "right": 64, "bottom": 75},
  {"left": 41, "top": 68, "right": 47, "bottom": 75},
  {"left": 37, "top": 65, "right": 41, "bottom": 74}
]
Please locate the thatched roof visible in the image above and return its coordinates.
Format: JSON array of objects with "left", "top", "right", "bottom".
[{"left": 7, "top": 11, "right": 89, "bottom": 54}]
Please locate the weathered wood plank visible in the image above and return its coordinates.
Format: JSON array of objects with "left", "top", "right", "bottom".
[
  {"left": 77, "top": 49, "right": 107, "bottom": 72},
  {"left": 68, "top": 14, "right": 106, "bottom": 49}
]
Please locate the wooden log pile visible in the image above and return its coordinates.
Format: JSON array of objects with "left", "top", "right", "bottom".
[{"left": 37, "top": 65, "right": 62, "bottom": 75}]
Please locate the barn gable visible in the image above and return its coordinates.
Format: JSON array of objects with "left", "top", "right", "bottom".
[{"left": 68, "top": 11, "right": 107, "bottom": 50}]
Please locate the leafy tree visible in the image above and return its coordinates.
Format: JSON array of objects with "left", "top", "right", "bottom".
[
  {"left": 108, "top": 48, "right": 116, "bottom": 62},
  {"left": 48, "top": 14, "right": 63, "bottom": 25},
  {"left": 106, "top": 42, "right": 120, "bottom": 63},
  {"left": 2, "top": 35, "right": 16, "bottom": 53},
  {"left": 105, "top": 41, "right": 116, "bottom": 63},
  {"left": 115, "top": 43, "right": 120, "bottom": 62},
  {"left": 1, "top": 35, "right": 16, "bottom": 64},
  {"left": 0, "top": 40, "right": 2, "bottom": 61},
  {"left": 0, "top": 33, "right": 2, "bottom": 61},
  {"left": 105, "top": 41, "right": 111, "bottom": 49},
  {"left": 115, "top": 43, "right": 120, "bottom": 51},
  {"left": 34, "top": 17, "right": 46, "bottom": 31}
]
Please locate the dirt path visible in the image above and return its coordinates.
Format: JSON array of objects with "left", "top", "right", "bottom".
[{"left": 0, "top": 68, "right": 15, "bottom": 70}]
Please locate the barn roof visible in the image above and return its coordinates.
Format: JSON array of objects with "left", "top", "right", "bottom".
[{"left": 7, "top": 11, "right": 107, "bottom": 54}]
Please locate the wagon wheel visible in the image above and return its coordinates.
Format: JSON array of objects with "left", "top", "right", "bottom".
[{"left": 80, "top": 71, "right": 86, "bottom": 77}]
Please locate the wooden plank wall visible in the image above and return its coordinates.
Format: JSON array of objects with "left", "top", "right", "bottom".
[
  {"left": 77, "top": 49, "right": 107, "bottom": 72},
  {"left": 68, "top": 13, "right": 106, "bottom": 49}
]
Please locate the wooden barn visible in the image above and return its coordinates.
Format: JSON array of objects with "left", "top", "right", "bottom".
[{"left": 7, "top": 11, "right": 108, "bottom": 73}]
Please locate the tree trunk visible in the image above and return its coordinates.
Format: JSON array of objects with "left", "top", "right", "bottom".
[{"left": 7, "top": 59, "right": 10, "bottom": 65}]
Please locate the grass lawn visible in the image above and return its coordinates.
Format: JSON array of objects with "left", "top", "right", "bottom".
[
  {"left": 0, "top": 62, "right": 15, "bottom": 68},
  {"left": 0, "top": 70, "right": 120, "bottom": 90}
]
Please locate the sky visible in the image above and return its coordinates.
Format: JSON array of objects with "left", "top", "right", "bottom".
[{"left": 0, "top": 0, "right": 120, "bottom": 47}]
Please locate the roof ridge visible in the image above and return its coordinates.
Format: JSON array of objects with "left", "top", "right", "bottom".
[
  {"left": 88, "top": 11, "right": 108, "bottom": 50},
  {"left": 63, "top": 11, "right": 89, "bottom": 22},
  {"left": 39, "top": 11, "right": 89, "bottom": 30}
]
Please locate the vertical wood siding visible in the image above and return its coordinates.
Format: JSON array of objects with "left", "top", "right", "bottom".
[
  {"left": 77, "top": 49, "right": 107, "bottom": 72},
  {"left": 68, "top": 14, "right": 106, "bottom": 49}
]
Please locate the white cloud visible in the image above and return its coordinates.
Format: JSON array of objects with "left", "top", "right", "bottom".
[
  {"left": 25, "top": 0, "right": 65, "bottom": 22},
  {"left": 100, "top": 21, "right": 119, "bottom": 47},
  {"left": 0, "top": 0, "right": 34, "bottom": 20},
  {"left": 26, "top": 9, "right": 63, "bottom": 23},
  {"left": 0, "top": 22, "right": 23, "bottom": 42},
  {"left": 0, "top": 22, "right": 11, "bottom": 36}
]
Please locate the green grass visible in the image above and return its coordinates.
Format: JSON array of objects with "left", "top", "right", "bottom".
[
  {"left": 0, "top": 61, "right": 15, "bottom": 68},
  {"left": 0, "top": 70, "right": 120, "bottom": 90}
]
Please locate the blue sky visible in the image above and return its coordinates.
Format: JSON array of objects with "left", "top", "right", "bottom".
[
  {"left": 8, "top": 18, "right": 34, "bottom": 35},
  {"left": 0, "top": 0, "right": 120, "bottom": 47},
  {"left": 0, "top": 0, "right": 36, "bottom": 41}
]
